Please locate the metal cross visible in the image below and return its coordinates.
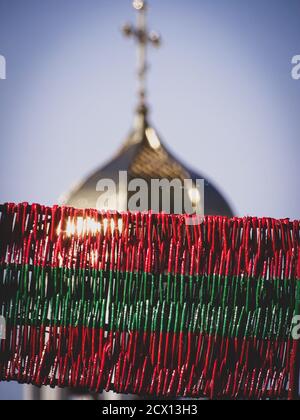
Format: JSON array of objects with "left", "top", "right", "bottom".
[{"left": 122, "top": 0, "right": 161, "bottom": 110}]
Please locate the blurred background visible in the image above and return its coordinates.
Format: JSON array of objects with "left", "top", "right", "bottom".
[{"left": 0, "top": 0, "right": 299, "bottom": 399}]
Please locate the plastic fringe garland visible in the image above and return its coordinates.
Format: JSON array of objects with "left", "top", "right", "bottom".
[{"left": 0, "top": 203, "right": 299, "bottom": 400}]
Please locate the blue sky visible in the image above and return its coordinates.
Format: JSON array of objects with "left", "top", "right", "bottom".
[{"left": 0, "top": 0, "right": 299, "bottom": 399}]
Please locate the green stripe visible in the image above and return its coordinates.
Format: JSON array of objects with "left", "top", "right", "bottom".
[{"left": 0, "top": 263, "right": 297, "bottom": 339}]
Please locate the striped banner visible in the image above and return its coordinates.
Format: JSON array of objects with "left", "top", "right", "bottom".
[{"left": 0, "top": 203, "right": 299, "bottom": 399}]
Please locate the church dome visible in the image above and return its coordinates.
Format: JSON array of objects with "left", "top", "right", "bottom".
[
  {"left": 64, "top": 106, "right": 233, "bottom": 217},
  {"left": 63, "top": 0, "right": 233, "bottom": 217}
]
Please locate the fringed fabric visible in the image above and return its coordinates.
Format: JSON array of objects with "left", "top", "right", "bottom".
[{"left": 0, "top": 203, "right": 299, "bottom": 399}]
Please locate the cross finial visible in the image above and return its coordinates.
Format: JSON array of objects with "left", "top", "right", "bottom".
[{"left": 122, "top": 0, "right": 161, "bottom": 114}]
